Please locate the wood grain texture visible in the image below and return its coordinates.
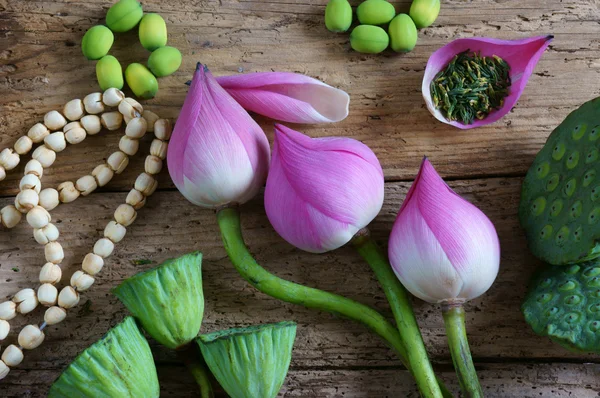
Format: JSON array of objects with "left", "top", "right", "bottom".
[{"left": 1, "top": 0, "right": 600, "bottom": 396}]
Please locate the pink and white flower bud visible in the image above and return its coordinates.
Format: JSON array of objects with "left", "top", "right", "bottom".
[
  {"left": 168, "top": 64, "right": 270, "bottom": 208},
  {"left": 388, "top": 158, "right": 500, "bottom": 304},
  {"left": 265, "top": 124, "right": 384, "bottom": 253}
]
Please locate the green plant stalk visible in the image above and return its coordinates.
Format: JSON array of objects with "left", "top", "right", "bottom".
[
  {"left": 442, "top": 305, "right": 483, "bottom": 398},
  {"left": 352, "top": 231, "right": 443, "bottom": 398},
  {"left": 177, "top": 344, "right": 214, "bottom": 398},
  {"left": 217, "top": 206, "right": 453, "bottom": 398}
]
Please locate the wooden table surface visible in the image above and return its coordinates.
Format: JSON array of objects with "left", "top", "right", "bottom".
[{"left": 1, "top": 0, "right": 600, "bottom": 396}]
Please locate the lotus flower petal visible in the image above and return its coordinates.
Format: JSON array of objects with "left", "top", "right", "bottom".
[
  {"left": 168, "top": 63, "right": 270, "bottom": 208},
  {"left": 388, "top": 158, "right": 501, "bottom": 303},
  {"left": 264, "top": 124, "right": 384, "bottom": 253},
  {"left": 422, "top": 35, "right": 553, "bottom": 129},
  {"left": 216, "top": 72, "right": 350, "bottom": 124}
]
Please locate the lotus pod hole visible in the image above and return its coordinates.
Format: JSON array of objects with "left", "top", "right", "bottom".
[
  {"left": 196, "top": 321, "right": 297, "bottom": 398},
  {"left": 112, "top": 251, "right": 204, "bottom": 349},
  {"left": 48, "top": 316, "right": 159, "bottom": 397},
  {"left": 519, "top": 97, "right": 600, "bottom": 265},
  {"left": 522, "top": 259, "right": 600, "bottom": 353}
]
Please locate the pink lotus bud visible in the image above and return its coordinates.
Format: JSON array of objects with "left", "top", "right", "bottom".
[
  {"left": 168, "top": 64, "right": 270, "bottom": 208},
  {"left": 264, "top": 124, "right": 384, "bottom": 253},
  {"left": 216, "top": 72, "right": 350, "bottom": 124},
  {"left": 388, "top": 158, "right": 500, "bottom": 304}
]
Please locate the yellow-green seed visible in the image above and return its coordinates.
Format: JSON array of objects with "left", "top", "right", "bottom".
[
  {"left": 356, "top": 0, "right": 396, "bottom": 26},
  {"left": 388, "top": 14, "right": 417, "bottom": 53},
  {"left": 409, "top": 0, "right": 440, "bottom": 29},
  {"left": 139, "top": 13, "right": 167, "bottom": 51},
  {"left": 147, "top": 46, "right": 182, "bottom": 77},
  {"left": 350, "top": 25, "right": 389, "bottom": 54},
  {"left": 106, "top": 0, "right": 143, "bottom": 33},
  {"left": 96, "top": 55, "right": 124, "bottom": 90},
  {"left": 125, "top": 63, "right": 158, "bottom": 99},
  {"left": 81, "top": 25, "right": 114, "bottom": 60},
  {"left": 325, "top": 0, "right": 352, "bottom": 33}
]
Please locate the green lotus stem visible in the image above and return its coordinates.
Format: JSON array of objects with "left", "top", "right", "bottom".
[
  {"left": 352, "top": 230, "right": 443, "bottom": 398},
  {"left": 217, "top": 206, "right": 453, "bottom": 398},
  {"left": 442, "top": 305, "right": 483, "bottom": 398},
  {"left": 176, "top": 344, "right": 214, "bottom": 398}
]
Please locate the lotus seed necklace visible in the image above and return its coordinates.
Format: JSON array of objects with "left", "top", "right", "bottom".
[{"left": 0, "top": 88, "right": 171, "bottom": 379}]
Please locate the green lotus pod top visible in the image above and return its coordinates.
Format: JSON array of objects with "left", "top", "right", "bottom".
[
  {"left": 522, "top": 260, "right": 600, "bottom": 353},
  {"left": 48, "top": 316, "right": 159, "bottom": 397},
  {"left": 519, "top": 97, "right": 600, "bottom": 265},
  {"left": 113, "top": 251, "right": 204, "bottom": 349},
  {"left": 196, "top": 321, "right": 297, "bottom": 398}
]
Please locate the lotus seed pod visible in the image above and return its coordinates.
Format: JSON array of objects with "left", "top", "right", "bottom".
[
  {"left": 520, "top": 98, "right": 600, "bottom": 265},
  {"left": 0, "top": 320, "right": 9, "bottom": 340},
  {"left": 350, "top": 25, "right": 389, "bottom": 54},
  {"left": 104, "top": 221, "right": 126, "bottom": 243},
  {"left": 2, "top": 345, "right": 24, "bottom": 367},
  {"left": 139, "top": 13, "right": 167, "bottom": 51},
  {"left": 96, "top": 55, "right": 124, "bottom": 91},
  {"left": 522, "top": 260, "right": 600, "bottom": 352},
  {"left": 32, "top": 145, "right": 56, "bottom": 168},
  {"left": 19, "top": 324, "right": 45, "bottom": 349},
  {"left": 92, "top": 164, "right": 114, "bottom": 187},
  {"left": 58, "top": 286, "right": 79, "bottom": 309},
  {"left": 142, "top": 110, "right": 159, "bottom": 132},
  {"left": 388, "top": 14, "right": 418, "bottom": 53},
  {"left": 107, "top": 151, "right": 129, "bottom": 174},
  {"left": 118, "top": 97, "right": 144, "bottom": 121},
  {"left": 126, "top": 188, "right": 146, "bottom": 209},
  {"left": 58, "top": 181, "right": 80, "bottom": 203},
  {"left": 134, "top": 172, "right": 157, "bottom": 196},
  {"left": 356, "top": 0, "right": 396, "bottom": 25},
  {"left": 93, "top": 238, "right": 115, "bottom": 258},
  {"left": 119, "top": 136, "right": 139, "bottom": 156},
  {"left": 39, "top": 188, "right": 60, "bottom": 211},
  {"left": 45, "top": 242, "right": 65, "bottom": 264},
  {"left": 106, "top": 0, "right": 143, "bottom": 33},
  {"left": 125, "top": 117, "right": 147, "bottom": 139},
  {"left": 197, "top": 321, "right": 297, "bottom": 398},
  {"left": 75, "top": 175, "right": 97, "bottom": 196},
  {"left": 44, "top": 131, "right": 67, "bottom": 152},
  {"left": 125, "top": 63, "right": 159, "bottom": 99},
  {"left": 14, "top": 136, "right": 33, "bottom": 155},
  {"left": 44, "top": 110, "right": 67, "bottom": 130},
  {"left": 100, "top": 111, "right": 123, "bottom": 131},
  {"left": 0, "top": 360, "right": 9, "bottom": 380},
  {"left": 40, "top": 262, "right": 62, "bottom": 284},
  {"left": 145, "top": 155, "right": 163, "bottom": 175},
  {"left": 44, "top": 306, "right": 67, "bottom": 326},
  {"left": 409, "top": 0, "right": 440, "bottom": 28},
  {"left": 81, "top": 25, "right": 114, "bottom": 60},
  {"left": 0, "top": 301, "right": 16, "bottom": 320},
  {"left": 16, "top": 188, "right": 39, "bottom": 211},
  {"left": 147, "top": 46, "right": 182, "bottom": 78},
  {"left": 1, "top": 205, "right": 21, "bottom": 228},
  {"left": 28, "top": 123, "right": 50, "bottom": 143},
  {"left": 113, "top": 252, "right": 204, "bottom": 349},
  {"left": 153, "top": 119, "right": 172, "bottom": 140},
  {"left": 27, "top": 206, "right": 51, "bottom": 229},
  {"left": 70, "top": 271, "right": 95, "bottom": 292},
  {"left": 0, "top": 148, "right": 19, "bottom": 170},
  {"left": 38, "top": 283, "right": 58, "bottom": 306},
  {"left": 83, "top": 92, "right": 105, "bottom": 115},
  {"left": 114, "top": 204, "right": 136, "bottom": 226},
  {"left": 324, "top": 0, "right": 352, "bottom": 32},
  {"left": 80, "top": 115, "right": 102, "bottom": 135},
  {"left": 21, "top": 173, "right": 42, "bottom": 192},
  {"left": 63, "top": 99, "right": 85, "bottom": 121},
  {"left": 150, "top": 139, "right": 168, "bottom": 159},
  {"left": 48, "top": 317, "right": 159, "bottom": 397},
  {"left": 82, "top": 253, "right": 104, "bottom": 276},
  {"left": 34, "top": 223, "right": 60, "bottom": 245},
  {"left": 102, "top": 87, "right": 125, "bottom": 107}
]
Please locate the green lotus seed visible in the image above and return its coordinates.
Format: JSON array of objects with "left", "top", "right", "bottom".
[
  {"left": 388, "top": 14, "right": 417, "bottom": 53},
  {"left": 562, "top": 178, "right": 576, "bottom": 197},
  {"left": 324, "top": 0, "right": 353, "bottom": 33},
  {"left": 96, "top": 55, "right": 123, "bottom": 90},
  {"left": 593, "top": 290, "right": 600, "bottom": 298},
  {"left": 535, "top": 161, "right": 551, "bottom": 179},
  {"left": 540, "top": 277, "right": 554, "bottom": 288},
  {"left": 566, "top": 150, "right": 580, "bottom": 169},
  {"left": 81, "top": 25, "right": 114, "bottom": 60},
  {"left": 546, "top": 173, "right": 560, "bottom": 192},
  {"left": 565, "top": 265, "right": 581, "bottom": 275},
  {"left": 574, "top": 226, "right": 583, "bottom": 242},
  {"left": 558, "top": 280, "right": 577, "bottom": 291},
  {"left": 537, "top": 293, "right": 553, "bottom": 304},
  {"left": 139, "top": 13, "right": 167, "bottom": 51},
  {"left": 555, "top": 226, "right": 570, "bottom": 245},
  {"left": 356, "top": 0, "right": 396, "bottom": 25},
  {"left": 350, "top": 25, "right": 390, "bottom": 54},
  {"left": 125, "top": 63, "right": 158, "bottom": 99},
  {"left": 570, "top": 201, "right": 583, "bottom": 219},
  {"left": 572, "top": 124, "right": 586, "bottom": 140},
  {"left": 531, "top": 197, "right": 546, "bottom": 216},
  {"left": 589, "top": 126, "right": 600, "bottom": 141},
  {"left": 591, "top": 187, "right": 600, "bottom": 201},
  {"left": 545, "top": 307, "right": 560, "bottom": 317},
  {"left": 589, "top": 303, "right": 600, "bottom": 313},
  {"left": 147, "top": 46, "right": 182, "bottom": 77},
  {"left": 409, "top": 0, "right": 440, "bottom": 29},
  {"left": 588, "top": 277, "right": 600, "bottom": 287},
  {"left": 584, "top": 170, "right": 596, "bottom": 187},
  {"left": 586, "top": 148, "right": 598, "bottom": 164},
  {"left": 564, "top": 294, "right": 582, "bottom": 305},
  {"left": 540, "top": 225, "right": 553, "bottom": 240},
  {"left": 106, "top": 0, "right": 143, "bottom": 33},
  {"left": 552, "top": 142, "right": 566, "bottom": 161},
  {"left": 564, "top": 312, "right": 581, "bottom": 324},
  {"left": 588, "top": 320, "right": 600, "bottom": 332},
  {"left": 550, "top": 199, "right": 563, "bottom": 217},
  {"left": 588, "top": 208, "right": 600, "bottom": 224},
  {"left": 583, "top": 267, "right": 600, "bottom": 278}
]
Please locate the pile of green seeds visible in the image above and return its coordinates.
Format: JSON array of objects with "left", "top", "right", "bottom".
[{"left": 430, "top": 50, "right": 511, "bottom": 125}]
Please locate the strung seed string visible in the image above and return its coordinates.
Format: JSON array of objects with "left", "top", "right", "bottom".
[{"left": 0, "top": 88, "right": 172, "bottom": 379}]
